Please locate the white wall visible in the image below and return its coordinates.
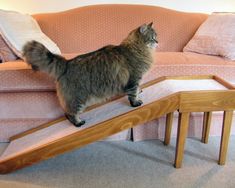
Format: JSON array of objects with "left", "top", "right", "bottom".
[{"left": 0, "top": 0, "right": 235, "bottom": 14}]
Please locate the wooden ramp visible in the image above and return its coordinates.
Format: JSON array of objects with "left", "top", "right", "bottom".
[{"left": 0, "top": 75, "right": 235, "bottom": 174}]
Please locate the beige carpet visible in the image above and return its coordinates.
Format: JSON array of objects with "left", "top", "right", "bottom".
[{"left": 0, "top": 136, "right": 235, "bottom": 188}]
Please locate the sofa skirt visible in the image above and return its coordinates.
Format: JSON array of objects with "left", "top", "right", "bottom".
[{"left": 0, "top": 92, "right": 130, "bottom": 142}]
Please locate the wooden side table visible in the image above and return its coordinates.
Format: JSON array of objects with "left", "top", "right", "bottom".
[{"left": 164, "top": 76, "right": 235, "bottom": 168}]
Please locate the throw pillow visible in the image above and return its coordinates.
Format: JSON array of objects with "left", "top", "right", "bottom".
[
  {"left": 0, "top": 34, "right": 18, "bottom": 63},
  {"left": 183, "top": 13, "right": 235, "bottom": 60},
  {"left": 0, "top": 9, "right": 61, "bottom": 58}
]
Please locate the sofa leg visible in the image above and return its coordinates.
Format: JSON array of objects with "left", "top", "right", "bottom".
[
  {"left": 201, "top": 111, "right": 212, "bottom": 144},
  {"left": 218, "top": 110, "right": 233, "bottom": 165},
  {"left": 164, "top": 112, "right": 174, "bottom": 145},
  {"left": 174, "top": 112, "right": 190, "bottom": 168}
]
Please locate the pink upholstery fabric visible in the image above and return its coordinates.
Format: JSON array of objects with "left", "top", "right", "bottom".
[
  {"left": 184, "top": 13, "right": 235, "bottom": 60},
  {"left": 0, "top": 92, "right": 63, "bottom": 119},
  {"left": 0, "top": 54, "right": 77, "bottom": 92},
  {"left": 33, "top": 5, "right": 207, "bottom": 53},
  {"left": 0, "top": 92, "right": 63, "bottom": 142},
  {"left": 143, "top": 52, "right": 235, "bottom": 84},
  {"left": 0, "top": 67, "right": 55, "bottom": 92}
]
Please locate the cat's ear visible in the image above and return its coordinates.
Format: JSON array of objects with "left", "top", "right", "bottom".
[
  {"left": 139, "top": 24, "right": 148, "bottom": 34},
  {"left": 148, "top": 22, "right": 153, "bottom": 28}
]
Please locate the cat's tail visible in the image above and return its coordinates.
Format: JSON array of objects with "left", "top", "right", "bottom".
[{"left": 23, "top": 40, "right": 67, "bottom": 79}]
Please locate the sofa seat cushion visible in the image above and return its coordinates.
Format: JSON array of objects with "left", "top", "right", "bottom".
[
  {"left": 142, "top": 52, "right": 235, "bottom": 84},
  {"left": 1, "top": 52, "right": 234, "bottom": 92},
  {"left": 0, "top": 54, "right": 78, "bottom": 92},
  {"left": 0, "top": 60, "right": 55, "bottom": 92}
]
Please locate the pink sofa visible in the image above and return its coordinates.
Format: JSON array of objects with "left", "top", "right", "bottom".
[{"left": 1, "top": 4, "right": 235, "bottom": 142}]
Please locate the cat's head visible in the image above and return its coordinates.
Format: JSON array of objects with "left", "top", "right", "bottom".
[
  {"left": 123, "top": 22, "right": 158, "bottom": 49},
  {"left": 138, "top": 22, "right": 158, "bottom": 49}
]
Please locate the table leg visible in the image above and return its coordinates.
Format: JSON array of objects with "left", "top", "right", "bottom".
[
  {"left": 218, "top": 110, "right": 233, "bottom": 165},
  {"left": 174, "top": 112, "right": 190, "bottom": 168},
  {"left": 164, "top": 112, "right": 174, "bottom": 146},
  {"left": 201, "top": 112, "right": 212, "bottom": 144}
]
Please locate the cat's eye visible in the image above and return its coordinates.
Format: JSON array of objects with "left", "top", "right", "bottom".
[
  {"left": 151, "top": 37, "right": 158, "bottom": 43},
  {"left": 151, "top": 35, "right": 157, "bottom": 41},
  {"left": 152, "top": 35, "right": 158, "bottom": 43}
]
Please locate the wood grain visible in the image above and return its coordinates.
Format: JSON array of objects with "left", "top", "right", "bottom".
[
  {"left": 218, "top": 110, "right": 233, "bottom": 165},
  {"left": 213, "top": 75, "right": 235, "bottom": 89},
  {"left": 164, "top": 112, "right": 174, "bottom": 146},
  {"left": 201, "top": 112, "right": 212, "bottom": 144},
  {"left": 179, "top": 91, "right": 235, "bottom": 112},
  {"left": 165, "top": 75, "right": 213, "bottom": 80},
  {"left": 174, "top": 112, "right": 190, "bottom": 168}
]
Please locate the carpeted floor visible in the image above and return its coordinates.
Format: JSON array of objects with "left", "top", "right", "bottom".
[{"left": 1, "top": 136, "right": 235, "bottom": 188}]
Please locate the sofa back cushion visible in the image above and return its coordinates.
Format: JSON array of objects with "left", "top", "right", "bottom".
[
  {"left": 33, "top": 5, "right": 207, "bottom": 53},
  {"left": 184, "top": 13, "right": 235, "bottom": 60},
  {"left": 0, "top": 9, "right": 61, "bottom": 58}
]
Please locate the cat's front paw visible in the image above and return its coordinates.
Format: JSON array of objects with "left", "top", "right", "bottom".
[
  {"left": 130, "top": 99, "right": 143, "bottom": 107},
  {"left": 65, "top": 113, "right": 86, "bottom": 127},
  {"left": 74, "top": 120, "right": 86, "bottom": 127}
]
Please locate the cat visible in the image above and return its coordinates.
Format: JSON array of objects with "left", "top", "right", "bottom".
[{"left": 23, "top": 22, "right": 158, "bottom": 127}]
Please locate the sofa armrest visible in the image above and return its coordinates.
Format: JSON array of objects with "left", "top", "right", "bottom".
[
  {"left": 0, "top": 60, "right": 31, "bottom": 71},
  {"left": 0, "top": 53, "right": 80, "bottom": 72}
]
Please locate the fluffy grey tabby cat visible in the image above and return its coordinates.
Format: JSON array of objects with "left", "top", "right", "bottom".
[{"left": 23, "top": 22, "right": 158, "bottom": 127}]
